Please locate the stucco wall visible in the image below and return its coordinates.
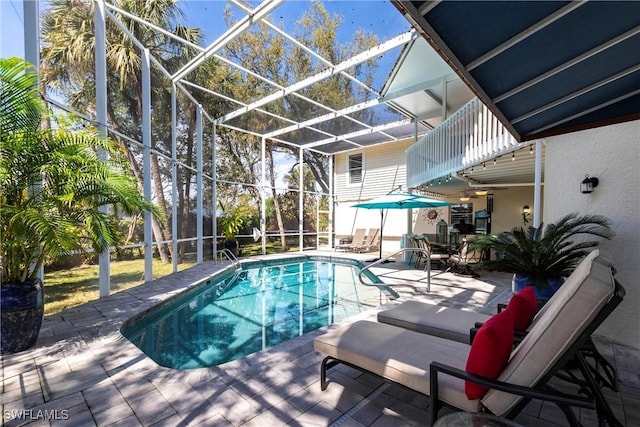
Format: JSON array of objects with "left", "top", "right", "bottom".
[
  {"left": 545, "top": 120, "right": 640, "bottom": 349},
  {"left": 490, "top": 187, "right": 537, "bottom": 233}
]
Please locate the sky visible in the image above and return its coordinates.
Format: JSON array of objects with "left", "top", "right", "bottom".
[
  {"left": 1, "top": 0, "right": 411, "bottom": 86},
  {"left": 1, "top": 0, "right": 412, "bottom": 186},
  {"left": 1, "top": 0, "right": 26, "bottom": 59}
]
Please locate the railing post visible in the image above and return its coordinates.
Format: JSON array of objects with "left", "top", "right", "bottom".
[{"left": 407, "top": 98, "right": 519, "bottom": 188}]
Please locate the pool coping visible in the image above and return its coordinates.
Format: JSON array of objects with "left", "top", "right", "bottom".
[{"left": 107, "top": 255, "right": 391, "bottom": 385}]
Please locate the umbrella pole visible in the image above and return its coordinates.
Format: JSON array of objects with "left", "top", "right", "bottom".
[{"left": 379, "top": 209, "right": 384, "bottom": 260}]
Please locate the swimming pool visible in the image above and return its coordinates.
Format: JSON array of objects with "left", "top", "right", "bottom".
[{"left": 121, "top": 256, "right": 393, "bottom": 369}]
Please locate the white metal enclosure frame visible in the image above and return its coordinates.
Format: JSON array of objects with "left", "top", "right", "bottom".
[{"left": 25, "top": 0, "right": 434, "bottom": 295}]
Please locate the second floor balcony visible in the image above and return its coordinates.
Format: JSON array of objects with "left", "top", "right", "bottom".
[{"left": 407, "top": 97, "right": 521, "bottom": 189}]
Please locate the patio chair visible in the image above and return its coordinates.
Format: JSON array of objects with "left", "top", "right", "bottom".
[
  {"left": 313, "top": 250, "right": 625, "bottom": 426},
  {"left": 414, "top": 235, "right": 449, "bottom": 271},
  {"left": 335, "top": 228, "right": 367, "bottom": 251},
  {"left": 407, "top": 234, "right": 426, "bottom": 266},
  {"left": 447, "top": 236, "right": 482, "bottom": 277}
]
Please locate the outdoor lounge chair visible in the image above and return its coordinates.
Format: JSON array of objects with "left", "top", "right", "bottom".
[
  {"left": 349, "top": 228, "right": 380, "bottom": 253},
  {"left": 377, "top": 250, "right": 620, "bottom": 394},
  {"left": 313, "top": 250, "right": 625, "bottom": 426},
  {"left": 335, "top": 228, "right": 367, "bottom": 251}
]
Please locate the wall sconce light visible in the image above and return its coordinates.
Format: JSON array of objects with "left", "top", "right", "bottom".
[
  {"left": 522, "top": 205, "right": 531, "bottom": 225},
  {"left": 581, "top": 175, "right": 599, "bottom": 194}
]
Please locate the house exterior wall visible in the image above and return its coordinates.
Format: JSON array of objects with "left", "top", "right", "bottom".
[
  {"left": 334, "top": 139, "right": 416, "bottom": 253},
  {"left": 489, "top": 187, "right": 538, "bottom": 233},
  {"left": 334, "top": 139, "right": 493, "bottom": 254},
  {"left": 545, "top": 120, "right": 640, "bottom": 349},
  {"left": 334, "top": 140, "right": 413, "bottom": 201}
]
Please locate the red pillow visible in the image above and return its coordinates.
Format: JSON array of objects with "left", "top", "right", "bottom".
[
  {"left": 465, "top": 310, "right": 514, "bottom": 399},
  {"left": 506, "top": 287, "right": 538, "bottom": 331}
]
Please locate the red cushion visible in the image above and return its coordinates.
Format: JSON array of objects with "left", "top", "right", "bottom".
[
  {"left": 506, "top": 287, "right": 538, "bottom": 331},
  {"left": 465, "top": 310, "right": 514, "bottom": 399}
]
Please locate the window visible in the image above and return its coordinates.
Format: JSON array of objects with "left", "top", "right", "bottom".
[
  {"left": 348, "top": 153, "right": 363, "bottom": 184},
  {"left": 450, "top": 203, "right": 473, "bottom": 228}
]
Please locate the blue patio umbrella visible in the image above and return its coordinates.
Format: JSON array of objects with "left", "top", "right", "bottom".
[{"left": 352, "top": 192, "right": 452, "bottom": 259}]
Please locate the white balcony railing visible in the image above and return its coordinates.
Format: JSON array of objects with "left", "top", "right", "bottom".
[{"left": 407, "top": 98, "right": 519, "bottom": 188}]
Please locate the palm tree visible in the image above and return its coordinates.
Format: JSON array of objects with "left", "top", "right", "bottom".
[
  {"left": 472, "top": 213, "right": 614, "bottom": 297},
  {"left": 41, "top": 0, "right": 205, "bottom": 263},
  {"left": 1, "top": 57, "right": 156, "bottom": 353}
]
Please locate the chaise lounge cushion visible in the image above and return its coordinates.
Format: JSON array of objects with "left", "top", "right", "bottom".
[
  {"left": 505, "top": 287, "right": 537, "bottom": 331},
  {"left": 482, "top": 251, "right": 614, "bottom": 415},
  {"left": 465, "top": 310, "right": 515, "bottom": 399},
  {"left": 313, "top": 320, "right": 481, "bottom": 412},
  {"left": 377, "top": 301, "right": 489, "bottom": 343}
]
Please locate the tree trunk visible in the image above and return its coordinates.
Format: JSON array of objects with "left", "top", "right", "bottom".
[
  {"left": 267, "top": 146, "right": 286, "bottom": 250},
  {"left": 150, "top": 151, "right": 173, "bottom": 263},
  {"left": 178, "top": 105, "right": 196, "bottom": 263},
  {"left": 106, "top": 103, "right": 170, "bottom": 263}
]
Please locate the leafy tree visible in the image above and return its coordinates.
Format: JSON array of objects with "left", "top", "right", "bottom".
[
  {"left": 41, "top": 0, "right": 208, "bottom": 263},
  {"left": 40, "top": 0, "right": 380, "bottom": 257},
  {"left": 221, "top": 1, "right": 379, "bottom": 247}
]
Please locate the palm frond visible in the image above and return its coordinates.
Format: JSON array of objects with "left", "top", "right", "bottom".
[
  {"left": 0, "top": 57, "right": 42, "bottom": 136},
  {"left": 473, "top": 213, "right": 614, "bottom": 284},
  {"left": 1, "top": 57, "right": 157, "bottom": 284}
]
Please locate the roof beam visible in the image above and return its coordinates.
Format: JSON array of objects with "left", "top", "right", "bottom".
[
  {"left": 264, "top": 98, "right": 381, "bottom": 139},
  {"left": 418, "top": 0, "right": 441, "bottom": 16},
  {"left": 423, "top": 88, "right": 442, "bottom": 106},
  {"left": 303, "top": 118, "right": 411, "bottom": 149},
  {"left": 172, "top": 0, "right": 285, "bottom": 82},
  {"left": 218, "top": 31, "right": 416, "bottom": 124},
  {"left": 512, "top": 64, "right": 640, "bottom": 124},
  {"left": 467, "top": 1, "right": 586, "bottom": 71},
  {"left": 530, "top": 87, "right": 640, "bottom": 136},
  {"left": 494, "top": 25, "right": 640, "bottom": 103},
  {"left": 378, "top": 73, "right": 458, "bottom": 102},
  {"left": 104, "top": 2, "right": 203, "bottom": 52}
]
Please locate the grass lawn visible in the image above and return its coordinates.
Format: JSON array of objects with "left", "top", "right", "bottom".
[
  {"left": 43, "top": 257, "right": 197, "bottom": 315},
  {"left": 42, "top": 241, "right": 309, "bottom": 316}
]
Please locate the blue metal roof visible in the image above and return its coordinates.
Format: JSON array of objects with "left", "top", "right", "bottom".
[{"left": 393, "top": 0, "right": 640, "bottom": 141}]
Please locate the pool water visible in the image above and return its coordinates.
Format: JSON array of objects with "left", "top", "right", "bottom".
[{"left": 122, "top": 257, "right": 392, "bottom": 369}]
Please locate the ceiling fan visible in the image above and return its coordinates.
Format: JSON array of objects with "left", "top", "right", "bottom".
[
  {"left": 469, "top": 187, "right": 508, "bottom": 196},
  {"left": 458, "top": 191, "right": 478, "bottom": 201}
]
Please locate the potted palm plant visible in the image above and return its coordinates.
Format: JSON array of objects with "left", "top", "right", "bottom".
[
  {"left": 471, "top": 213, "right": 614, "bottom": 301},
  {"left": 217, "top": 201, "right": 248, "bottom": 257},
  {"left": 1, "top": 57, "right": 156, "bottom": 354}
]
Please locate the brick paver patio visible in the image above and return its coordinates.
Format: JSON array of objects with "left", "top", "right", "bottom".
[{"left": 2, "top": 252, "right": 638, "bottom": 426}]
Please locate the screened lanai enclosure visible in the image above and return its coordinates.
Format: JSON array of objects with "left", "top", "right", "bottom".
[{"left": 19, "top": 0, "right": 433, "bottom": 295}]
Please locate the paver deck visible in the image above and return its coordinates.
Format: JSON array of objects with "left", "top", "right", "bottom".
[{"left": 2, "top": 252, "right": 638, "bottom": 426}]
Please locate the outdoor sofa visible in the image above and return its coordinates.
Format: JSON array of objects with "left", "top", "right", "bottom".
[{"left": 313, "top": 249, "right": 625, "bottom": 426}]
